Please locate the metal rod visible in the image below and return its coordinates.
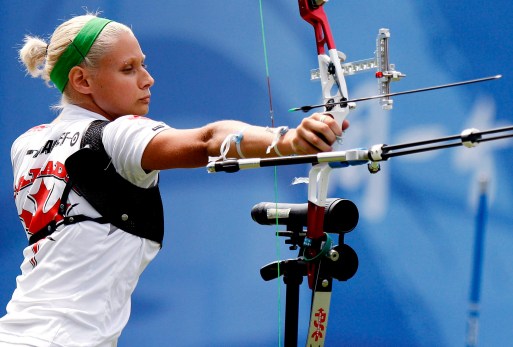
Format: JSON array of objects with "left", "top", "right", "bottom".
[
  {"left": 382, "top": 142, "right": 462, "bottom": 159},
  {"left": 384, "top": 134, "right": 462, "bottom": 151}
]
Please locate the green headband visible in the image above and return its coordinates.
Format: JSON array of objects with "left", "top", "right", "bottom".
[{"left": 50, "top": 17, "right": 112, "bottom": 92}]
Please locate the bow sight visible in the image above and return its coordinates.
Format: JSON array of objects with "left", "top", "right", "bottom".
[{"left": 307, "top": 27, "right": 405, "bottom": 111}]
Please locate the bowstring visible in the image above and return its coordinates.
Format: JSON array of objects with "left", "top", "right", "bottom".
[{"left": 258, "top": 1, "right": 282, "bottom": 345}]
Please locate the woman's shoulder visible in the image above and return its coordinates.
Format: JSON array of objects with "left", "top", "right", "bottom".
[
  {"left": 113, "top": 114, "right": 166, "bottom": 126},
  {"left": 12, "top": 123, "right": 51, "bottom": 148},
  {"left": 106, "top": 115, "right": 169, "bottom": 137}
]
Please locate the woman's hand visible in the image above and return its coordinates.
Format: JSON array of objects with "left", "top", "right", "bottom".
[{"left": 284, "top": 113, "right": 350, "bottom": 155}]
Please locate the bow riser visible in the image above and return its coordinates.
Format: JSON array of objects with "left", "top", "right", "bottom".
[
  {"left": 305, "top": 164, "right": 332, "bottom": 283},
  {"left": 318, "top": 50, "right": 351, "bottom": 127}
]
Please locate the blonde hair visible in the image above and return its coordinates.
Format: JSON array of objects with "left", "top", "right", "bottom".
[{"left": 19, "top": 13, "right": 132, "bottom": 104}]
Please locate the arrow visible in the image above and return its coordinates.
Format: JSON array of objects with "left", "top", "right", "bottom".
[{"left": 289, "top": 74, "right": 502, "bottom": 113}]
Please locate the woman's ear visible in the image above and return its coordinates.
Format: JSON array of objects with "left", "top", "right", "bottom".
[{"left": 68, "top": 66, "right": 92, "bottom": 94}]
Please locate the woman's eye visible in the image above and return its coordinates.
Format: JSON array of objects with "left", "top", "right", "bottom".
[{"left": 122, "top": 62, "right": 147, "bottom": 73}]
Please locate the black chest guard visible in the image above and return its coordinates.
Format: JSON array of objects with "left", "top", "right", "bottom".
[{"left": 29, "top": 120, "right": 164, "bottom": 246}]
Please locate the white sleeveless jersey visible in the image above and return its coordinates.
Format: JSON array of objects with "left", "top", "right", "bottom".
[{"left": 0, "top": 105, "right": 170, "bottom": 347}]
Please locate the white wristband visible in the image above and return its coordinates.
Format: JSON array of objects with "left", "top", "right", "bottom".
[
  {"left": 266, "top": 126, "right": 289, "bottom": 156},
  {"left": 219, "top": 126, "right": 249, "bottom": 160}
]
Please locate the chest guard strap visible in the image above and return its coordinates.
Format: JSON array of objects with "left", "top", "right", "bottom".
[{"left": 29, "top": 120, "right": 164, "bottom": 246}]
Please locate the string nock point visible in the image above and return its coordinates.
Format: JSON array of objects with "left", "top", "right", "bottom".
[{"left": 461, "top": 128, "right": 481, "bottom": 148}]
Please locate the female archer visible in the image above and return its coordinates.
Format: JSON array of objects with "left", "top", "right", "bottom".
[{"left": 0, "top": 13, "right": 347, "bottom": 346}]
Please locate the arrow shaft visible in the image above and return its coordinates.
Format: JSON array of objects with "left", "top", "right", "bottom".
[
  {"left": 290, "top": 75, "right": 502, "bottom": 112},
  {"left": 347, "top": 75, "right": 501, "bottom": 104}
]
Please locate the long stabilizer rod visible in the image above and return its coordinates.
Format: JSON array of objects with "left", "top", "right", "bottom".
[{"left": 207, "top": 125, "right": 513, "bottom": 173}]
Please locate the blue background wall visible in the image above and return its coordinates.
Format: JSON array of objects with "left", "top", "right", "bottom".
[{"left": 1, "top": 1, "right": 512, "bottom": 346}]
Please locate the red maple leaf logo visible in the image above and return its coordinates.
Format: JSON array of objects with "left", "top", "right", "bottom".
[{"left": 19, "top": 179, "right": 65, "bottom": 235}]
